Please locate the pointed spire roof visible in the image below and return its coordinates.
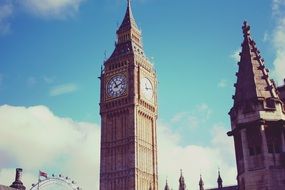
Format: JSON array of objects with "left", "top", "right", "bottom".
[
  {"left": 106, "top": 0, "right": 144, "bottom": 60},
  {"left": 179, "top": 169, "right": 184, "bottom": 183},
  {"left": 217, "top": 170, "right": 223, "bottom": 188},
  {"left": 179, "top": 170, "right": 186, "bottom": 190},
  {"left": 117, "top": 0, "right": 139, "bottom": 33},
  {"left": 233, "top": 21, "right": 279, "bottom": 106},
  {"left": 164, "top": 179, "right": 170, "bottom": 190},
  {"left": 199, "top": 175, "right": 204, "bottom": 190}
]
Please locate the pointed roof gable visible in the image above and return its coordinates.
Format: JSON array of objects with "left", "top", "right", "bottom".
[
  {"left": 164, "top": 180, "right": 170, "bottom": 190},
  {"left": 233, "top": 21, "right": 279, "bottom": 106},
  {"left": 217, "top": 170, "right": 223, "bottom": 188},
  {"left": 199, "top": 175, "right": 204, "bottom": 190},
  {"left": 105, "top": 0, "right": 145, "bottom": 61},
  {"left": 199, "top": 175, "right": 204, "bottom": 185},
  {"left": 117, "top": 0, "right": 139, "bottom": 33},
  {"left": 179, "top": 170, "right": 186, "bottom": 190}
]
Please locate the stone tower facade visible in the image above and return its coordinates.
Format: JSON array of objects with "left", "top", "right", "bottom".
[
  {"left": 99, "top": 1, "right": 158, "bottom": 190},
  {"left": 228, "top": 21, "right": 285, "bottom": 190}
]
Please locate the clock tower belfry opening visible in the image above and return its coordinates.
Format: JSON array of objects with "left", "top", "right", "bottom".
[{"left": 99, "top": 1, "right": 158, "bottom": 190}]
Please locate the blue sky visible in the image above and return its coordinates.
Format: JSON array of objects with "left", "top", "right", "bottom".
[{"left": 1, "top": 0, "right": 285, "bottom": 189}]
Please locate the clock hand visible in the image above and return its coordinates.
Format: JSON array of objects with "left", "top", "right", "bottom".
[
  {"left": 115, "top": 81, "right": 124, "bottom": 89},
  {"left": 114, "top": 80, "right": 121, "bottom": 88},
  {"left": 145, "top": 84, "right": 152, "bottom": 90}
]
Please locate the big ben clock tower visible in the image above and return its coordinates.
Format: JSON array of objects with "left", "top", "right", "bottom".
[{"left": 99, "top": 1, "right": 158, "bottom": 190}]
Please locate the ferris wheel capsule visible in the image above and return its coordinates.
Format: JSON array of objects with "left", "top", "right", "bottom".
[{"left": 29, "top": 173, "right": 81, "bottom": 190}]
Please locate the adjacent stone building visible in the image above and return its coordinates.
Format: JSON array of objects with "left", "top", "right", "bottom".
[{"left": 228, "top": 21, "right": 285, "bottom": 190}]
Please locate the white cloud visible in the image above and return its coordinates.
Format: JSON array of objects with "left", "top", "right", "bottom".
[
  {"left": 272, "top": 0, "right": 285, "bottom": 84},
  {"left": 49, "top": 83, "right": 78, "bottom": 96},
  {"left": 171, "top": 103, "right": 212, "bottom": 129},
  {"left": 0, "top": 0, "right": 85, "bottom": 35},
  {"left": 272, "top": 0, "right": 285, "bottom": 16},
  {"left": 0, "top": 105, "right": 236, "bottom": 190},
  {"left": 0, "top": 105, "right": 100, "bottom": 190},
  {"left": 230, "top": 48, "right": 241, "bottom": 63},
  {"left": 158, "top": 122, "right": 236, "bottom": 189},
  {"left": 0, "top": 2, "right": 13, "bottom": 35},
  {"left": 218, "top": 79, "right": 227, "bottom": 88},
  {"left": 20, "top": 0, "right": 85, "bottom": 19},
  {"left": 196, "top": 103, "right": 212, "bottom": 119}
]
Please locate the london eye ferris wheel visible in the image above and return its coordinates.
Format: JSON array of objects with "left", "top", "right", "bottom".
[{"left": 30, "top": 172, "right": 82, "bottom": 190}]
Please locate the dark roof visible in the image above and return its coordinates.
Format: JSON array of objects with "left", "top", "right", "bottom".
[
  {"left": 117, "top": 0, "right": 138, "bottom": 33},
  {"left": 207, "top": 185, "right": 238, "bottom": 190},
  {"left": 0, "top": 185, "right": 17, "bottom": 190},
  {"left": 233, "top": 21, "right": 279, "bottom": 105}
]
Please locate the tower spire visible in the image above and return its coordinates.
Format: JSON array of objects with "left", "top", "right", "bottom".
[
  {"left": 108, "top": 0, "right": 144, "bottom": 59},
  {"left": 117, "top": 0, "right": 139, "bottom": 32},
  {"left": 231, "top": 21, "right": 280, "bottom": 110},
  {"left": 199, "top": 175, "right": 204, "bottom": 190},
  {"left": 217, "top": 170, "right": 223, "bottom": 189},
  {"left": 228, "top": 21, "right": 285, "bottom": 190},
  {"left": 179, "top": 170, "right": 186, "bottom": 190},
  {"left": 164, "top": 179, "right": 170, "bottom": 190},
  {"left": 127, "top": 0, "right": 133, "bottom": 20}
]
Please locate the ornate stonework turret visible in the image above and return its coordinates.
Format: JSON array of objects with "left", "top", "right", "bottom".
[
  {"left": 231, "top": 21, "right": 279, "bottom": 106},
  {"left": 164, "top": 180, "right": 170, "bottom": 190},
  {"left": 228, "top": 21, "right": 285, "bottom": 190},
  {"left": 217, "top": 170, "right": 223, "bottom": 189},
  {"left": 178, "top": 170, "right": 186, "bottom": 190},
  {"left": 199, "top": 175, "right": 204, "bottom": 190},
  {"left": 117, "top": 0, "right": 138, "bottom": 32},
  {"left": 10, "top": 168, "right": 26, "bottom": 190},
  {"left": 108, "top": 0, "right": 144, "bottom": 61}
]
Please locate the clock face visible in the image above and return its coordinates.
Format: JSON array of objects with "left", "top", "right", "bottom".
[
  {"left": 107, "top": 74, "right": 127, "bottom": 97},
  {"left": 141, "top": 77, "right": 153, "bottom": 100}
]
